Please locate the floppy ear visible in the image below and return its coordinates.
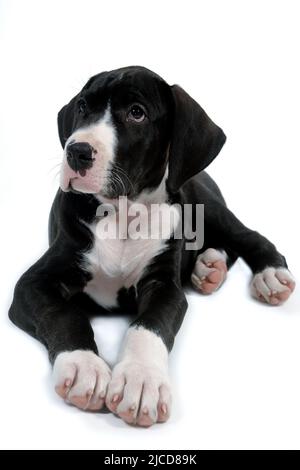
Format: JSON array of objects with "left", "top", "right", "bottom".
[
  {"left": 57, "top": 95, "right": 78, "bottom": 149},
  {"left": 167, "top": 85, "right": 226, "bottom": 193}
]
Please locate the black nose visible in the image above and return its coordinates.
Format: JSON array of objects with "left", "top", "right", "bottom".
[{"left": 66, "top": 142, "right": 95, "bottom": 174}]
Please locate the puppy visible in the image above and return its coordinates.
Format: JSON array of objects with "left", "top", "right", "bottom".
[{"left": 9, "top": 66, "right": 295, "bottom": 427}]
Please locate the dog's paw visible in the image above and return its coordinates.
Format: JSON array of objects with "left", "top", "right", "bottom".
[
  {"left": 106, "top": 361, "right": 171, "bottom": 427},
  {"left": 191, "top": 248, "right": 227, "bottom": 294},
  {"left": 53, "top": 350, "right": 111, "bottom": 411},
  {"left": 251, "top": 267, "right": 295, "bottom": 305}
]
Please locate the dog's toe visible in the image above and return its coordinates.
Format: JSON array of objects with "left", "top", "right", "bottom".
[
  {"left": 157, "top": 384, "right": 171, "bottom": 423},
  {"left": 55, "top": 372, "right": 75, "bottom": 400},
  {"left": 106, "top": 373, "right": 125, "bottom": 413},
  {"left": 251, "top": 267, "right": 295, "bottom": 305}
]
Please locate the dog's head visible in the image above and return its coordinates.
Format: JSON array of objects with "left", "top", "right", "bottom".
[{"left": 58, "top": 66, "right": 226, "bottom": 198}]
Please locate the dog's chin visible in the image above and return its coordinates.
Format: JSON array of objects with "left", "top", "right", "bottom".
[
  {"left": 71, "top": 178, "right": 101, "bottom": 194},
  {"left": 60, "top": 178, "right": 100, "bottom": 194}
]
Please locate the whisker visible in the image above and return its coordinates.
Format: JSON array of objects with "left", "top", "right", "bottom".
[
  {"left": 113, "top": 171, "right": 127, "bottom": 195},
  {"left": 50, "top": 170, "right": 61, "bottom": 185},
  {"left": 47, "top": 156, "right": 63, "bottom": 161},
  {"left": 105, "top": 170, "right": 127, "bottom": 196},
  {"left": 111, "top": 163, "right": 135, "bottom": 192},
  {"left": 48, "top": 162, "right": 62, "bottom": 176}
]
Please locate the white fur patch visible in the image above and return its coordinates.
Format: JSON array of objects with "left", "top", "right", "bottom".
[
  {"left": 251, "top": 267, "right": 295, "bottom": 305},
  {"left": 83, "top": 176, "right": 180, "bottom": 309},
  {"left": 195, "top": 248, "right": 227, "bottom": 266},
  {"left": 191, "top": 248, "right": 228, "bottom": 294},
  {"left": 106, "top": 327, "right": 171, "bottom": 426},
  {"left": 53, "top": 350, "right": 111, "bottom": 410},
  {"left": 192, "top": 247, "right": 227, "bottom": 279},
  {"left": 60, "top": 106, "right": 116, "bottom": 194},
  {"left": 118, "top": 326, "right": 169, "bottom": 367}
]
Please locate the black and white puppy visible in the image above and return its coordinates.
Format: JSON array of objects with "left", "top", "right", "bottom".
[{"left": 9, "top": 66, "right": 295, "bottom": 427}]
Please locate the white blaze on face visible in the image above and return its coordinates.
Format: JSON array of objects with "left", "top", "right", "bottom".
[{"left": 60, "top": 106, "right": 117, "bottom": 194}]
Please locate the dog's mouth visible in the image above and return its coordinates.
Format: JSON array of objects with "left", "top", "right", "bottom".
[
  {"left": 60, "top": 161, "right": 101, "bottom": 194},
  {"left": 61, "top": 162, "right": 134, "bottom": 198}
]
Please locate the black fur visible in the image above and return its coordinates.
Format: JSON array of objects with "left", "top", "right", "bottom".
[{"left": 9, "top": 66, "right": 288, "bottom": 364}]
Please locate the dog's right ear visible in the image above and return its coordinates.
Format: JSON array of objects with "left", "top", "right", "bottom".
[{"left": 57, "top": 95, "right": 78, "bottom": 149}]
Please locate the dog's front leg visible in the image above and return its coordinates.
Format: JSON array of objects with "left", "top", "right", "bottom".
[
  {"left": 106, "top": 262, "right": 188, "bottom": 427},
  {"left": 9, "top": 247, "right": 111, "bottom": 411}
]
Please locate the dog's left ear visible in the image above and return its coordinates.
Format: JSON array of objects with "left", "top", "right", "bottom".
[
  {"left": 167, "top": 85, "right": 226, "bottom": 193},
  {"left": 57, "top": 95, "right": 78, "bottom": 149}
]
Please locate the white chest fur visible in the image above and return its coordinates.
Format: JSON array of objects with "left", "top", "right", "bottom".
[{"left": 83, "top": 198, "right": 179, "bottom": 309}]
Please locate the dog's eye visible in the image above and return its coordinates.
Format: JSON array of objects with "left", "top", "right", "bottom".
[
  {"left": 78, "top": 99, "right": 87, "bottom": 114},
  {"left": 127, "top": 104, "right": 146, "bottom": 123}
]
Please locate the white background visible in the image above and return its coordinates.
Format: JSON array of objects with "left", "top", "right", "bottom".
[{"left": 0, "top": 0, "right": 299, "bottom": 450}]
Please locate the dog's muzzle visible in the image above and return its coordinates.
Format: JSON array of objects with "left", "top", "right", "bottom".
[{"left": 60, "top": 140, "right": 104, "bottom": 194}]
